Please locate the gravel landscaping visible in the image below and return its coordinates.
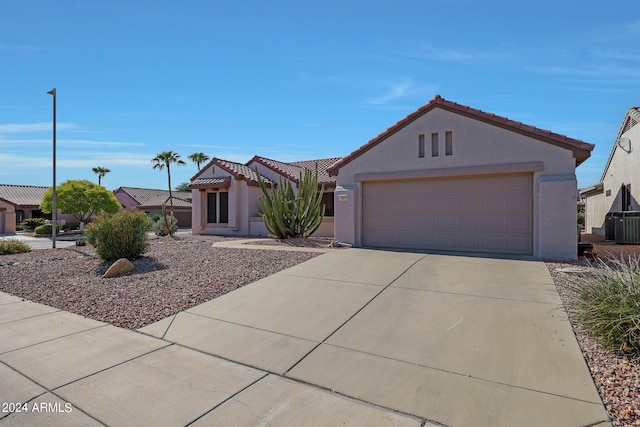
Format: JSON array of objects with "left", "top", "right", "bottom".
[
  {"left": 547, "top": 233, "right": 640, "bottom": 427},
  {"left": 0, "top": 235, "right": 322, "bottom": 329},
  {"left": 1, "top": 233, "right": 638, "bottom": 425}
]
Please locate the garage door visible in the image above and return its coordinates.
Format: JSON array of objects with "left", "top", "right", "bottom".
[{"left": 362, "top": 174, "right": 533, "bottom": 255}]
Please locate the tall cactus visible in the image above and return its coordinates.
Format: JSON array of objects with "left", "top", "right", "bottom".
[{"left": 256, "top": 166, "right": 325, "bottom": 239}]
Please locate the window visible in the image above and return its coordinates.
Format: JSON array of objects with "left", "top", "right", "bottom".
[
  {"left": 431, "top": 133, "right": 439, "bottom": 157},
  {"left": 207, "top": 191, "right": 229, "bottom": 224},
  {"left": 321, "top": 192, "right": 334, "bottom": 217},
  {"left": 219, "top": 192, "right": 229, "bottom": 223},
  {"left": 445, "top": 131, "right": 453, "bottom": 155},
  {"left": 622, "top": 184, "right": 632, "bottom": 211},
  {"left": 418, "top": 134, "right": 425, "bottom": 158}
]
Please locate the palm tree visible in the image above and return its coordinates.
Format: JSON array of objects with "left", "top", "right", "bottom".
[
  {"left": 92, "top": 167, "right": 111, "bottom": 186},
  {"left": 151, "top": 151, "right": 186, "bottom": 219},
  {"left": 188, "top": 152, "right": 210, "bottom": 170}
]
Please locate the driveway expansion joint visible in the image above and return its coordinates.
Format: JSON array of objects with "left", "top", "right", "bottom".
[{"left": 282, "top": 254, "right": 431, "bottom": 376}]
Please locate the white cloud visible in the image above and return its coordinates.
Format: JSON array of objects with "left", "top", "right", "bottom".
[
  {"left": 0, "top": 122, "right": 78, "bottom": 133},
  {"left": 405, "top": 42, "right": 505, "bottom": 64},
  {"left": 0, "top": 152, "right": 152, "bottom": 169},
  {"left": 368, "top": 80, "right": 414, "bottom": 105},
  {"left": 0, "top": 137, "right": 144, "bottom": 148}
]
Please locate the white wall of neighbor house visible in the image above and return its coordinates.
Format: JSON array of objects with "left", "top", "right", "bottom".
[
  {"left": 582, "top": 117, "right": 640, "bottom": 235},
  {"left": 334, "top": 107, "right": 581, "bottom": 260},
  {"left": 602, "top": 125, "right": 640, "bottom": 210}
]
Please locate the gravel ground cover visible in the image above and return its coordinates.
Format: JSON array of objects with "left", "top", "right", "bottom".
[
  {"left": 548, "top": 234, "right": 640, "bottom": 427},
  {"left": 1, "top": 232, "right": 638, "bottom": 424},
  {"left": 0, "top": 235, "right": 321, "bottom": 330}
]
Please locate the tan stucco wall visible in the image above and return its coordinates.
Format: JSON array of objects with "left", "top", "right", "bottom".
[
  {"left": 334, "top": 107, "right": 580, "bottom": 260},
  {"left": 0, "top": 200, "right": 14, "bottom": 234},
  {"left": 583, "top": 191, "right": 606, "bottom": 235}
]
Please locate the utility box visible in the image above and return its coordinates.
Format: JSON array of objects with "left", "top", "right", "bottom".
[
  {"left": 605, "top": 211, "right": 623, "bottom": 241},
  {"left": 614, "top": 211, "right": 640, "bottom": 244}
]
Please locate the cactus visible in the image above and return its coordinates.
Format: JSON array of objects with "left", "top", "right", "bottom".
[{"left": 256, "top": 166, "right": 325, "bottom": 239}]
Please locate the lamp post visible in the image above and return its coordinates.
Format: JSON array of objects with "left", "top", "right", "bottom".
[{"left": 47, "top": 88, "right": 57, "bottom": 249}]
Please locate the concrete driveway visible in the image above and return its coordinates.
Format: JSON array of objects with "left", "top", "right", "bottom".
[{"left": 141, "top": 248, "right": 610, "bottom": 427}]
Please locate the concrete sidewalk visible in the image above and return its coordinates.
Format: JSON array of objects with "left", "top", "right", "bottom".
[
  {"left": 0, "top": 234, "right": 79, "bottom": 250},
  {"left": 0, "top": 292, "right": 419, "bottom": 426},
  {"left": 1, "top": 249, "right": 611, "bottom": 426}
]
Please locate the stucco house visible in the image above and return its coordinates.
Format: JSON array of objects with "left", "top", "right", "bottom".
[
  {"left": 328, "top": 95, "right": 594, "bottom": 260},
  {"left": 0, "top": 184, "right": 76, "bottom": 234},
  {"left": 113, "top": 187, "right": 192, "bottom": 227},
  {"left": 580, "top": 106, "right": 640, "bottom": 235},
  {"left": 189, "top": 156, "right": 340, "bottom": 237}
]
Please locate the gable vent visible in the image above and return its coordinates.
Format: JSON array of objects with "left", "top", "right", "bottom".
[{"left": 623, "top": 116, "right": 638, "bottom": 134}]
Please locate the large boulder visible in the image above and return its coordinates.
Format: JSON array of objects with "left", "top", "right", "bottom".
[{"left": 102, "top": 258, "right": 134, "bottom": 279}]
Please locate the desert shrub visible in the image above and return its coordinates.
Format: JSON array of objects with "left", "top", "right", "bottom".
[
  {"left": 23, "top": 217, "right": 45, "bottom": 230},
  {"left": 567, "top": 257, "right": 640, "bottom": 355},
  {"left": 85, "top": 210, "right": 149, "bottom": 261},
  {"left": 256, "top": 167, "right": 325, "bottom": 239},
  {"left": 0, "top": 239, "right": 32, "bottom": 255},
  {"left": 151, "top": 215, "right": 178, "bottom": 236},
  {"left": 34, "top": 224, "right": 60, "bottom": 235}
]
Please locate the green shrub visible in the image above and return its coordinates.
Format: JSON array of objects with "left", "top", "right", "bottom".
[
  {"left": 85, "top": 210, "right": 149, "bottom": 261},
  {"left": 15, "top": 225, "right": 24, "bottom": 231},
  {"left": 23, "top": 217, "right": 45, "bottom": 230},
  {"left": 567, "top": 257, "right": 640, "bottom": 355},
  {"left": 151, "top": 215, "right": 178, "bottom": 236},
  {"left": 0, "top": 239, "right": 32, "bottom": 255},
  {"left": 150, "top": 213, "right": 162, "bottom": 223},
  {"left": 34, "top": 224, "right": 60, "bottom": 235}
]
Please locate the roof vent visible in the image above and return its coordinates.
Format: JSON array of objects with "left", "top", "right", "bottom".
[{"left": 623, "top": 116, "right": 637, "bottom": 134}]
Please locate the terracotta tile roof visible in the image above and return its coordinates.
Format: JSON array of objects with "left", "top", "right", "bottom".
[
  {"left": 249, "top": 156, "right": 341, "bottom": 185},
  {"left": 328, "top": 94, "right": 595, "bottom": 175},
  {"left": 0, "top": 184, "right": 49, "bottom": 207},
  {"left": 138, "top": 194, "right": 192, "bottom": 209},
  {"left": 114, "top": 187, "right": 192, "bottom": 207},
  {"left": 189, "top": 178, "right": 231, "bottom": 189},
  {"left": 191, "top": 158, "right": 273, "bottom": 187}
]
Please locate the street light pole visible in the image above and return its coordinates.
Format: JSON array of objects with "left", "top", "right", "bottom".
[{"left": 47, "top": 88, "right": 57, "bottom": 249}]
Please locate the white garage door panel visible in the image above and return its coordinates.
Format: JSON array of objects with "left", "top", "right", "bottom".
[{"left": 362, "top": 174, "right": 533, "bottom": 255}]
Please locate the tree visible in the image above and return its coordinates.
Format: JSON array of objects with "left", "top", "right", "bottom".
[
  {"left": 92, "top": 167, "right": 111, "bottom": 186},
  {"left": 40, "top": 179, "right": 121, "bottom": 224},
  {"left": 256, "top": 166, "right": 325, "bottom": 239},
  {"left": 188, "top": 152, "right": 210, "bottom": 170},
  {"left": 151, "top": 151, "right": 186, "bottom": 233},
  {"left": 175, "top": 182, "right": 190, "bottom": 192}
]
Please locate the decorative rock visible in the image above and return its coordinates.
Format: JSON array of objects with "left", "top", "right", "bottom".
[{"left": 102, "top": 258, "right": 134, "bottom": 279}]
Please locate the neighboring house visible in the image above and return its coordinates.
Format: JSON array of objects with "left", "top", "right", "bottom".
[
  {"left": 327, "top": 95, "right": 594, "bottom": 260},
  {"left": 189, "top": 156, "right": 340, "bottom": 237},
  {"left": 113, "top": 187, "right": 192, "bottom": 227},
  {"left": 0, "top": 184, "right": 76, "bottom": 234},
  {"left": 580, "top": 106, "right": 640, "bottom": 235}
]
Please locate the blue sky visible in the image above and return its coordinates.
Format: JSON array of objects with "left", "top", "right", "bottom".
[{"left": 1, "top": 1, "right": 639, "bottom": 190}]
